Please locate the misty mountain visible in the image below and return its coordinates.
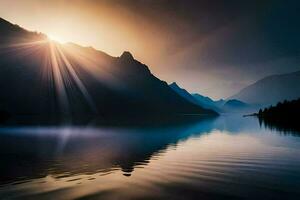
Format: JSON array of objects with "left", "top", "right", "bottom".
[
  {"left": 0, "top": 18, "right": 217, "bottom": 119},
  {"left": 169, "top": 82, "right": 221, "bottom": 111},
  {"left": 169, "top": 82, "right": 254, "bottom": 113},
  {"left": 192, "top": 93, "right": 224, "bottom": 111},
  {"left": 224, "top": 99, "right": 248, "bottom": 108},
  {"left": 230, "top": 71, "right": 300, "bottom": 106},
  {"left": 222, "top": 99, "right": 254, "bottom": 113}
]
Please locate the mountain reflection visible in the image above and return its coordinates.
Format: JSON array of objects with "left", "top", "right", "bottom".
[{"left": 0, "top": 116, "right": 217, "bottom": 185}]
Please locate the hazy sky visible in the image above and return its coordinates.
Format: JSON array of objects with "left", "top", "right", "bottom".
[{"left": 1, "top": 0, "right": 300, "bottom": 99}]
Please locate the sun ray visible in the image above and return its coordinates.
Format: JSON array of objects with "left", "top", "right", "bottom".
[
  {"left": 61, "top": 44, "right": 121, "bottom": 88},
  {"left": 56, "top": 45, "right": 98, "bottom": 114},
  {"left": 49, "top": 41, "right": 70, "bottom": 116},
  {"left": 0, "top": 40, "right": 47, "bottom": 49}
]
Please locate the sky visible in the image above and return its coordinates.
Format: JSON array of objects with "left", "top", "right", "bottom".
[{"left": 0, "top": 0, "right": 300, "bottom": 99}]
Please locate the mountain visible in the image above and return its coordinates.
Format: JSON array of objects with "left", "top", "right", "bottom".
[
  {"left": 214, "top": 99, "right": 226, "bottom": 107},
  {"left": 230, "top": 71, "right": 300, "bottom": 106},
  {"left": 169, "top": 82, "right": 257, "bottom": 113},
  {"left": 192, "top": 93, "right": 223, "bottom": 111},
  {"left": 169, "top": 82, "right": 253, "bottom": 113},
  {"left": 0, "top": 17, "right": 217, "bottom": 119},
  {"left": 169, "top": 82, "right": 222, "bottom": 111},
  {"left": 224, "top": 99, "right": 248, "bottom": 108},
  {"left": 222, "top": 99, "right": 251, "bottom": 112},
  {"left": 169, "top": 82, "right": 200, "bottom": 105}
]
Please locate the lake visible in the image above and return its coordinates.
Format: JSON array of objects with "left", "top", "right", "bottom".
[{"left": 0, "top": 115, "right": 300, "bottom": 200}]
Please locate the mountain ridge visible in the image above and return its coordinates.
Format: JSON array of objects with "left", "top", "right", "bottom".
[
  {"left": 169, "top": 82, "right": 255, "bottom": 113},
  {"left": 230, "top": 70, "right": 300, "bottom": 105}
]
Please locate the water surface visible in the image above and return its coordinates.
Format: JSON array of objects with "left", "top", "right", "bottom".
[{"left": 0, "top": 115, "right": 300, "bottom": 200}]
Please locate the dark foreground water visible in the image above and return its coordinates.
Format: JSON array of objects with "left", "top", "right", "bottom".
[{"left": 0, "top": 115, "right": 300, "bottom": 200}]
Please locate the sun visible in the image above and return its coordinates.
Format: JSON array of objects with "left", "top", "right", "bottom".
[{"left": 47, "top": 33, "right": 66, "bottom": 43}]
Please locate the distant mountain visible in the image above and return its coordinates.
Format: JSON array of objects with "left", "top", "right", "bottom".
[
  {"left": 214, "top": 99, "right": 227, "bottom": 107},
  {"left": 0, "top": 18, "right": 217, "bottom": 119},
  {"left": 169, "top": 82, "right": 221, "bottom": 111},
  {"left": 224, "top": 99, "right": 248, "bottom": 108},
  {"left": 230, "top": 71, "right": 300, "bottom": 106},
  {"left": 169, "top": 82, "right": 253, "bottom": 113},
  {"left": 222, "top": 99, "right": 252, "bottom": 112},
  {"left": 192, "top": 93, "right": 223, "bottom": 111}
]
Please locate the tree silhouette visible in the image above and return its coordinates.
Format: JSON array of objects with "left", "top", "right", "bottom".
[{"left": 257, "top": 98, "right": 300, "bottom": 132}]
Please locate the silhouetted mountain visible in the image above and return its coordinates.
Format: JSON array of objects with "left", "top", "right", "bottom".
[
  {"left": 0, "top": 18, "right": 47, "bottom": 44},
  {"left": 192, "top": 93, "right": 223, "bottom": 111},
  {"left": 169, "top": 82, "right": 259, "bottom": 113},
  {"left": 230, "top": 71, "right": 300, "bottom": 106},
  {"left": 192, "top": 94, "right": 217, "bottom": 106},
  {"left": 257, "top": 98, "right": 300, "bottom": 132},
  {"left": 169, "top": 82, "right": 199, "bottom": 105},
  {"left": 0, "top": 18, "right": 217, "bottom": 119},
  {"left": 169, "top": 82, "right": 222, "bottom": 112},
  {"left": 169, "top": 82, "right": 256, "bottom": 113}
]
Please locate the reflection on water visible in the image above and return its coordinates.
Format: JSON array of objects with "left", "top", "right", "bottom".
[
  {"left": 0, "top": 115, "right": 300, "bottom": 199},
  {"left": 258, "top": 116, "right": 300, "bottom": 135}
]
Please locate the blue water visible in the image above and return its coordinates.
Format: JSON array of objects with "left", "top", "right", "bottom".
[{"left": 0, "top": 115, "right": 300, "bottom": 200}]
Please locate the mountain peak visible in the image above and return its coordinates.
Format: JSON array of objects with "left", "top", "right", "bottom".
[
  {"left": 120, "top": 51, "right": 134, "bottom": 60},
  {"left": 170, "top": 82, "right": 179, "bottom": 88}
]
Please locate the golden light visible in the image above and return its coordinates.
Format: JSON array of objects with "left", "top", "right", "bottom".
[{"left": 47, "top": 33, "right": 66, "bottom": 43}]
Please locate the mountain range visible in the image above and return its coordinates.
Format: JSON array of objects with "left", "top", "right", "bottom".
[
  {"left": 170, "top": 69, "right": 300, "bottom": 113},
  {"left": 230, "top": 71, "right": 300, "bottom": 106},
  {"left": 169, "top": 82, "right": 254, "bottom": 113},
  {"left": 1, "top": 17, "right": 299, "bottom": 119},
  {"left": 0, "top": 17, "right": 217, "bottom": 119}
]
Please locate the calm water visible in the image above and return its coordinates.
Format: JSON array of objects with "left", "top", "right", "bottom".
[{"left": 0, "top": 115, "right": 300, "bottom": 200}]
